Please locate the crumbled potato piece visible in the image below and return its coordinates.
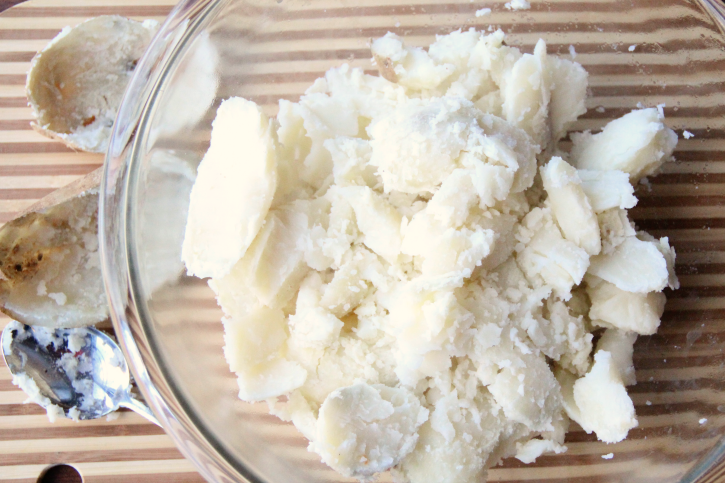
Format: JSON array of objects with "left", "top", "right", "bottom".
[{"left": 571, "top": 108, "right": 678, "bottom": 182}]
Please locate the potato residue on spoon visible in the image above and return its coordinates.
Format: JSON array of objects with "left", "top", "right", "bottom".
[{"left": 182, "top": 28, "right": 679, "bottom": 483}]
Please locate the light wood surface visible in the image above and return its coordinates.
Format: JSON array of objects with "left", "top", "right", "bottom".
[{"left": 0, "top": 1, "right": 206, "bottom": 481}]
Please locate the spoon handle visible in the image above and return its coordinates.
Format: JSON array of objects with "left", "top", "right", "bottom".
[{"left": 118, "top": 394, "right": 162, "bottom": 427}]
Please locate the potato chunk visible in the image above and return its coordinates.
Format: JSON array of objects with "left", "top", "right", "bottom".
[
  {"left": 182, "top": 98, "right": 277, "bottom": 279},
  {"left": 541, "top": 157, "right": 601, "bottom": 256},
  {"left": 587, "top": 277, "right": 665, "bottom": 335},
  {"left": 501, "top": 39, "right": 550, "bottom": 147},
  {"left": 223, "top": 307, "right": 307, "bottom": 401},
  {"left": 588, "top": 236, "right": 668, "bottom": 293},
  {"left": 572, "top": 351, "right": 638, "bottom": 443},
  {"left": 515, "top": 207, "right": 589, "bottom": 300},
  {"left": 571, "top": 108, "right": 677, "bottom": 182},
  {"left": 578, "top": 170, "right": 637, "bottom": 213},
  {"left": 547, "top": 56, "right": 588, "bottom": 143},
  {"left": 212, "top": 206, "right": 310, "bottom": 311},
  {"left": 314, "top": 383, "right": 428, "bottom": 478},
  {"left": 597, "top": 328, "right": 637, "bottom": 386}
]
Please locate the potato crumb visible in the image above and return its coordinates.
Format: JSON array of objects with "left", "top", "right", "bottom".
[{"left": 505, "top": 0, "right": 530, "bottom": 10}]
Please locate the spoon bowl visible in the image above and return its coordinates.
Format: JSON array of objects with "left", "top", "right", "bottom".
[{"left": 1, "top": 321, "right": 159, "bottom": 425}]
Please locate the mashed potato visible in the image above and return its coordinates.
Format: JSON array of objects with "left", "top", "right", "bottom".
[{"left": 183, "top": 28, "right": 679, "bottom": 483}]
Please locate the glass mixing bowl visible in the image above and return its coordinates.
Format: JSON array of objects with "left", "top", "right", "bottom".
[{"left": 99, "top": 0, "right": 725, "bottom": 482}]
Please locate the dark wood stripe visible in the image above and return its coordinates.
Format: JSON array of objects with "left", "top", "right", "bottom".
[
  {"left": 660, "top": 240, "right": 725, "bottom": 253},
  {"left": 0, "top": 143, "right": 75, "bottom": 154},
  {"left": 0, "top": 29, "right": 61, "bottom": 40},
  {"left": 634, "top": 218, "right": 725, "bottom": 230},
  {"left": 0, "top": 211, "right": 21, "bottom": 222},
  {"left": 1, "top": 5, "right": 172, "bottom": 17},
  {"left": 0, "top": 51, "right": 34, "bottom": 62},
  {"left": 652, "top": 173, "right": 725, "bottom": 184},
  {"left": 0, "top": 448, "right": 183, "bottom": 466},
  {"left": 0, "top": 188, "right": 53, "bottom": 199},
  {"left": 677, "top": 264, "right": 725, "bottom": 275},
  {"left": 0, "top": 421, "right": 166, "bottom": 441},
  {"left": 0, "top": 98, "right": 27, "bottom": 108},
  {"left": 84, "top": 473, "right": 205, "bottom": 483},
  {"left": 0, "top": 163, "right": 100, "bottom": 176},
  {"left": 583, "top": 106, "right": 725, "bottom": 121},
  {"left": 662, "top": 309, "right": 725, "bottom": 323},
  {"left": 0, "top": 120, "right": 30, "bottom": 130},
  {"left": 0, "top": 403, "right": 46, "bottom": 417},
  {"left": 0, "top": 380, "right": 16, "bottom": 391},
  {"left": 591, "top": 82, "right": 725, "bottom": 97},
  {"left": 0, "top": 75, "right": 26, "bottom": 85},
  {"left": 637, "top": 195, "right": 725, "bottom": 208},
  {"left": 669, "top": 286, "right": 725, "bottom": 298}
]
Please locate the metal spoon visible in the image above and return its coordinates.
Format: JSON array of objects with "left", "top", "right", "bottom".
[{"left": 1, "top": 321, "right": 160, "bottom": 426}]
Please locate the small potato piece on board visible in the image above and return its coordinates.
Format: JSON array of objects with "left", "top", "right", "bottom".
[
  {"left": 27, "top": 16, "right": 157, "bottom": 153},
  {"left": 0, "top": 168, "right": 107, "bottom": 328}
]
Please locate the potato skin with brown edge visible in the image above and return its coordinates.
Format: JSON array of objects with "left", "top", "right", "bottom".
[
  {"left": 26, "top": 16, "right": 157, "bottom": 153},
  {"left": 0, "top": 168, "right": 107, "bottom": 328}
]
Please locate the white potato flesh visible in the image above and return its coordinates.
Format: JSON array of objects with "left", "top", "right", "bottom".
[
  {"left": 588, "top": 278, "right": 665, "bottom": 335},
  {"left": 516, "top": 207, "right": 590, "bottom": 300},
  {"left": 578, "top": 170, "right": 637, "bottom": 213},
  {"left": 314, "top": 383, "right": 428, "bottom": 478},
  {"left": 398, "top": 393, "right": 505, "bottom": 483},
  {"left": 598, "top": 209, "right": 636, "bottom": 255},
  {"left": 597, "top": 328, "right": 637, "bottom": 386},
  {"left": 573, "top": 351, "right": 638, "bottom": 443},
  {"left": 501, "top": 39, "right": 550, "bottom": 147},
  {"left": 341, "top": 186, "right": 403, "bottom": 263},
  {"left": 515, "top": 438, "right": 567, "bottom": 464},
  {"left": 488, "top": 352, "right": 563, "bottom": 432},
  {"left": 547, "top": 56, "right": 588, "bottom": 142},
  {"left": 222, "top": 307, "right": 307, "bottom": 401},
  {"left": 325, "top": 136, "right": 379, "bottom": 188},
  {"left": 26, "top": 16, "right": 158, "bottom": 153},
  {"left": 222, "top": 307, "right": 288, "bottom": 372},
  {"left": 477, "top": 113, "right": 539, "bottom": 194},
  {"left": 402, "top": 211, "right": 495, "bottom": 277},
  {"left": 368, "top": 97, "right": 482, "bottom": 194},
  {"left": 182, "top": 97, "right": 277, "bottom": 279},
  {"left": 637, "top": 232, "right": 680, "bottom": 290},
  {"left": 371, "top": 33, "right": 454, "bottom": 91},
  {"left": 213, "top": 207, "right": 310, "bottom": 311},
  {"left": 541, "top": 157, "right": 601, "bottom": 256},
  {"left": 235, "top": 357, "right": 308, "bottom": 402},
  {"left": 588, "top": 236, "right": 668, "bottom": 293},
  {"left": 426, "top": 169, "right": 478, "bottom": 227},
  {"left": 319, "top": 247, "right": 384, "bottom": 317},
  {"left": 570, "top": 108, "right": 678, "bottom": 182},
  {"left": 0, "top": 181, "right": 107, "bottom": 328},
  {"left": 422, "top": 226, "right": 495, "bottom": 276}
]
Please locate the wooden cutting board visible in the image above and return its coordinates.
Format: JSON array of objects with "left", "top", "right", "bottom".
[{"left": 0, "top": 1, "right": 205, "bottom": 481}]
